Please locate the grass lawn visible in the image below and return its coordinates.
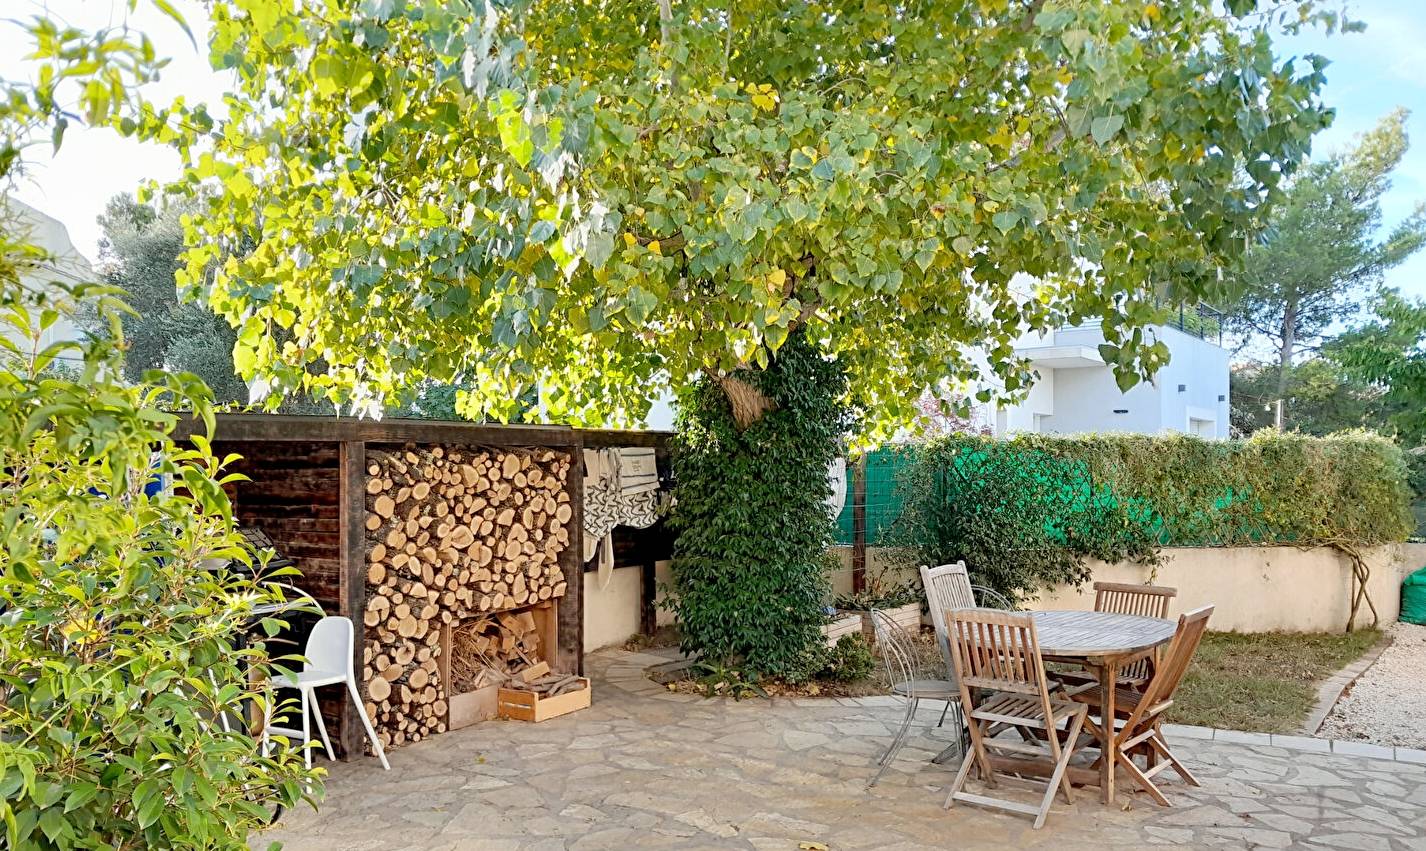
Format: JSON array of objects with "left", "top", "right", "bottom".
[{"left": 1169, "top": 629, "right": 1381, "bottom": 733}]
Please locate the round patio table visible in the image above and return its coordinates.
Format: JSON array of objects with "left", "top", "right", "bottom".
[{"left": 1031, "top": 610, "right": 1177, "bottom": 804}]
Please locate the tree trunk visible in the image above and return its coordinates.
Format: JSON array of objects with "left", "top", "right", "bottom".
[
  {"left": 1274, "top": 296, "right": 1298, "bottom": 430},
  {"left": 668, "top": 333, "right": 850, "bottom": 677}
]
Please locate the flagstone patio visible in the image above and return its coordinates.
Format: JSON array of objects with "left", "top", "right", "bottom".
[{"left": 259, "top": 649, "right": 1426, "bottom": 850}]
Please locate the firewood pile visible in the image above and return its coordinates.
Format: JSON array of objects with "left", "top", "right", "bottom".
[
  {"left": 362, "top": 444, "right": 572, "bottom": 747},
  {"left": 449, "top": 611, "right": 542, "bottom": 692}
]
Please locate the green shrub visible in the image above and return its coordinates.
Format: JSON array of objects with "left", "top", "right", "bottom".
[
  {"left": 889, "top": 438, "right": 1160, "bottom": 602},
  {"left": 0, "top": 260, "right": 320, "bottom": 848},
  {"left": 890, "top": 430, "right": 1413, "bottom": 603},
  {"left": 668, "top": 332, "right": 852, "bottom": 680},
  {"left": 817, "top": 634, "right": 876, "bottom": 683}
]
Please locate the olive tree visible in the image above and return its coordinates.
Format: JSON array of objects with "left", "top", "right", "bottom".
[{"left": 182, "top": 0, "right": 1337, "bottom": 673}]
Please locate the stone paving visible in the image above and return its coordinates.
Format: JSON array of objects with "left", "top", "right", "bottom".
[{"left": 260, "top": 650, "right": 1426, "bottom": 850}]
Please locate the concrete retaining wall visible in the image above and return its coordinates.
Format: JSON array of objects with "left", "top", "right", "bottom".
[{"left": 829, "top": 542, "right": 1426, "bottom": 633}]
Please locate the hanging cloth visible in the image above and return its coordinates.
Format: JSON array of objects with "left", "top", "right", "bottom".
[
  {"left": 583, "top": 448, "right": 664, "bottom": 590},
  {"left": 826, "top": 457, "right": 848, "bottom": 518}
]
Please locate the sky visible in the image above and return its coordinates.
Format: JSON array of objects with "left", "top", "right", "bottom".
[{"left": 4, "top": 0, "right": 1425, "bottom": 298}]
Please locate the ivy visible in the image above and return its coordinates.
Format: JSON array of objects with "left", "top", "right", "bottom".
[
  {"left": 668, "top": 332, "right": 853, "bottom": 678},
  {"left": 891, "top": 431, "right": 1413, "bottom": 603}
]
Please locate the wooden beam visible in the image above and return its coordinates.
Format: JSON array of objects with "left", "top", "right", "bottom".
[
  {"left": 337, "top": 440, "right": 366, "bottom": 759},
  {"left": 578, "top": 428, "right": 674, "bottom": 450},
  {"left": 559, "top": 442, "right": 586, "bottom": 674},
  {"left": 174, "top": 413, "right": 584, "bottom": 447},
  {"left": 852, "top": 456, "right": 867, "bottom": 594}
]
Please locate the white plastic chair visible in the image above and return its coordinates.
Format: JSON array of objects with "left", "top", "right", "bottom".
[{"left": 262, "top": 615, "right": 390, "bottom": 770}]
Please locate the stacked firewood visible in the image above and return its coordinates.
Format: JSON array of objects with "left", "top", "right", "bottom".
[{"left": 361, "top": 444, "right": 572, "bottom": 747}]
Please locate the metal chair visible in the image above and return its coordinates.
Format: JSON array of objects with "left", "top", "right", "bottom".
[
  {"left": 866, "top": 608, "right": 960, "bottom": 787},
  {"left": 943, "top": 608, "right": 1088, "bottom": 830},
  {"left": 262, "top": 615, "right": 390, "bottom": 770},
  {"left": 1070, "top": 605, "right": 1214, "bottom": 806}
]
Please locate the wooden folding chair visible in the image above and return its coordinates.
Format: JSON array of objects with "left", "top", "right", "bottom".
[
  {"left": 1058, "top": 582, "right": 1178, "bottom": 695},
  {"left": 943, "top": 609, "right": 1088, "bottom": 830},
  {"left": 1070, "top": 605, "right": 1214, "bottom": 806}
]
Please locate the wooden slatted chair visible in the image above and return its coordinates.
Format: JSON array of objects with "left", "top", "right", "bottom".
[
  {"left": 1057, "top": 582, "right": 1178, "bottom": 695},
  {"left": 943, "top": 609, "right": 1088, "bottom": 829},
  {"left": 1069, "top": 605, "right": 1214, "bottom": 806}
]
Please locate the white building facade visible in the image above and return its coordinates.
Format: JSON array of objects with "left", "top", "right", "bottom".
[{"left": 996, "top": 315, "right": 1230, "bottom": 439}]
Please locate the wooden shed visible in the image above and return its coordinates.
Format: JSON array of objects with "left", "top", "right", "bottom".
[{"left": 176, "top": 414, "right": 668, "bottom": 759}]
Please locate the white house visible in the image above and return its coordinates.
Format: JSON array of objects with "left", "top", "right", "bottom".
[
  {"left": 995, "top": 312, "right": 1230, "bottom": 439},
  {"left": 2, "top": 198, "right": 93, "bottom": 362}
]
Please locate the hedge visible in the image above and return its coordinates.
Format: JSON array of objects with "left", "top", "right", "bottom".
[{"left": 885, "top": 430, "right": 1414, "bottom": 603}]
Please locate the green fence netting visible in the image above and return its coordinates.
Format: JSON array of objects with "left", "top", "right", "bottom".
[{"left": 835, "top": 432, "right": 1411, "bottom": 549}]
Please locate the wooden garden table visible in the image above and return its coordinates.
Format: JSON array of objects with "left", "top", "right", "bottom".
[{"left": 1031, "top": 609, "right": 1177, "bottom": 804}]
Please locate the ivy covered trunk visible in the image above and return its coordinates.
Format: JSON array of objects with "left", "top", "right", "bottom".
[{"left": 669, "top": 333, "right": 852, "bottom": 678}]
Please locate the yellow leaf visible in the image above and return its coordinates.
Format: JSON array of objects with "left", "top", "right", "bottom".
[
  {"left": 622, "top": 232, "right": 637, "bottom": 247},
  {"left": 648, "top": 240, "right": 661, "bottom": 255},
  {"left": 1145, "top": 3, "right": 1162, "bottom": 21},
  {"left": 768, "top": 268, "right": 787, "bottom": 288}
]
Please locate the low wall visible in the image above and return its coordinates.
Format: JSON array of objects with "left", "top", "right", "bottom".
[
  {"left": 828, "top": 543, "right": 1426, "bottom": 634},
  {"left": 582, "top": 558, "right": 675, "bottom": 651},
  {"left": 1029, "top": 543, "right": 1425, "bottom": 633}
]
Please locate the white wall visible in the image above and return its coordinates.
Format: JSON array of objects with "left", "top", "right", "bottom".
[
  {"left": 3, "top": 199, "right": 91, "bottom": 360},
  {"left": 1002, "top": 366, "right": 1055, "bottom": 433},
  {"left": 1000, "top": 323, "right": 1230, "bottom": 438},
  {"left": 1152, "top": 325, "right": 1230, "bottom": 438},
  {"left": 583, "top": 568, "right": 643, "bottom": 650}
]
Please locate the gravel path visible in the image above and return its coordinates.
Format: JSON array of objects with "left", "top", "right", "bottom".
[{"left": 1319, "top": 622, "right": 1426, "bottom": 749}]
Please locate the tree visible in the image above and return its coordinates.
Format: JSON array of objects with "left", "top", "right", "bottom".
[
  {"left": 1229, "top": 358, "right": 1389, "bottom": 437},
  {"left": 1, "top": 7, "right": 320, "bottom": 848},
  {"left": 76, "top": 194, "right": 249, "bottom": 403},
  {"left": 182, "top": 0, "right": 1335, "bottom": 674},
  {"left": 1225, "top": 108, "right": 1426, "bottom": 428},
  {"left": 1334, "top": 291, "right": 1426, "bottom": 447}
]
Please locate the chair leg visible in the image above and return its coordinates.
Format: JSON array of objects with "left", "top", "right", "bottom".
[
  {"left": 300, "top": 687, "right": 312, "bottom": 770},
  {"left": 310, "top": 691, "right": 336, "bottom": 762},
  {"left": 1034, "top": 710, "right": 1085, "bottom": 829},
  {"left": 870, "top": 698, "right": 917, "bottom": 786},
  {"left": 1116, "top": 749, "right": 1171, "bottom": 807},
  {"left": 937, "top": 700, "right": 950, "bottom": 728},
  {"left": 261, "top": 686, "right": 273, "bottom": 757},
  {"left": 1150, "top": 730, "right": 1199, "bottom": 787},
  {"left": 943, "top": 728, "right": 980, "bottom": 809},
  {"left": 347, "top": 678, "right": 390, "bottom": 770}
]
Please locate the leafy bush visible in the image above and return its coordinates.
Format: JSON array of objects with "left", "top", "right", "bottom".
[
  {"left": 669, "top": 332, "right": 853, "bottom": 679},
  {"left": 816, "top": 634, "right": 875, "bottom": 683},
  {"left": 0, "top": 262, "right": 322, "bottom": 847},
  {"left": 890, "top": 431, "right": 1413, "bottom": 603},
  {"left": 890, "top": 438, "right": 1161, "bottom": 603}
]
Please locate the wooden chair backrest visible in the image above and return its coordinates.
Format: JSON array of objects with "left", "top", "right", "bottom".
[
  {"left": 946, "top": 608, "right": 1049, "bottom": 699},
  {"left": 1093, "top": 582, "right": 1177, "bottom": 619},
  {"left": 1124, "top": 605, "right": 1214, "bottom": 734},
  {"left": 921, "top": 562, "right": 974, "bottom": 675}
]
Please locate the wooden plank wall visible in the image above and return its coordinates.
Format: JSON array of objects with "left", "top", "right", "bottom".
[
  {"left": 219, "top": 440, "right": 350, "bottom": 754},
  {"left": 220, "top": 440, "right": 344, "bottom": 612}
]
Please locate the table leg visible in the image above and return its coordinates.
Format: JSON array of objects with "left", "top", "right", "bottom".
[{"left": 1100, "top": 658, "right": 1119, "bottom": 805}]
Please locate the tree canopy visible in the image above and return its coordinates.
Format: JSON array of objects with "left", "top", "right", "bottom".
[
  {"left": 182, "top": 0, "right": 1335, "bottom": 440},
  {"left": 1224, "top": 107, "right": 1426, "bottom": 425}
]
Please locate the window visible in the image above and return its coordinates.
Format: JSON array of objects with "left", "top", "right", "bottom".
[{"left": 1189, "top": 417, "right": 1216, "bottom": 438}]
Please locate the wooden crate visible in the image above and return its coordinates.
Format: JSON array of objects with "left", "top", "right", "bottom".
[
  {"left": 440, "top": 599, "right": 561, "bottom": 729},
  {"left": 497, "top": 678, "right": 591, "bottom": 723},
  {"left": 821, "top": 612, "right": 864, "bottom": 646}
]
